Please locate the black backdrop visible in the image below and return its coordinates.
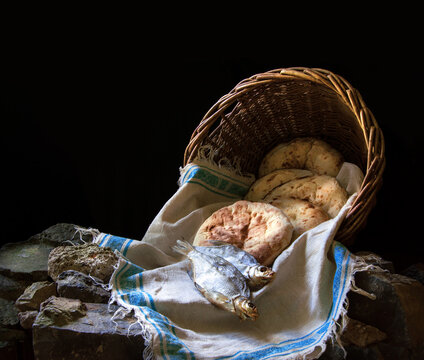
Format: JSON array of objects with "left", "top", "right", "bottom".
[{"left": 2, "top": 48, "right": 423, "bottom": 271}]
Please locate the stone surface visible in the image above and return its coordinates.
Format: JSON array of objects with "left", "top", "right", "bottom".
[
  {"left": 348, "top": 270, "right": 424, "bottom": 359},
  {"left": 56, "top": 270, "right": 110, "bottom": 304},
  {"left": 0, "top": 223, "right": 95, "bottom": 283},
  {"left": 15, "top": 281, "right": 57, "bottom": 311},
  {"left": 32, "top": 302, "right": 145, "bottom": 360},
  {"left": 0, "top": 274, "right": 29, "bottom": 301},
  {"left": 355, "top": 250, "right": 395, "bottom": 273},
  {"left": 401, "top": 262, "right": 424, "bottom": 286},
  {"left": 0, "top": 297, "right": 19, "bottom": 327},
  {"left": 48, "top": 243, "right": 118, "bottom": 282},
  {"left": 0, "top": 327, "right": 34, "bottom": 360},
  {"left": 0, "top": 241, "right": 54, "bottom": 281},
  {"left": 17, "top": 310, "right": 38, "bottom": 330},
  {"left": 341, "top": 317, "right": 387, "bottom": 348},
  {"left": 321, "top": 341, "right": 384, "bottom": 360},
  {"left": 28, "top": 223, "right": 95, "bottom": 246},
  {"left": 35, "top": 296, "right": 87, "bottom": 327}
]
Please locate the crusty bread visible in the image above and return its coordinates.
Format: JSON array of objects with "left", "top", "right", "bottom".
[
  {"left": 244, "top": 169, "right": 313, "bottom": 202},
  {"left": 258, "top": 138, "right": 344, "bottom": 178},
  {"left": 263, "top": 175, "right": 348, "bottom": 218},
  {"left": 266, "top": 197, "right": 330, "bottom": 239},
  {"left": 193, "top": 200, "right": 294, "bottom": 266}
]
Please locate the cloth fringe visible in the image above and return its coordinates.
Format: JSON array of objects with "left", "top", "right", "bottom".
[
  {"left": 299, "top": 251, "right": 388, "bottom": 360},
  {"left": 179, "top": 144, "right": 256, "bottom": 187},
  {"left": 101, "top": 248, "right": 387, "bottom": 360},
  {"left": 72, "top": 226, "right": 101, "bottom": 245},
  {"left": 107, "top": 254, "right": 155, "bottom": 360}
]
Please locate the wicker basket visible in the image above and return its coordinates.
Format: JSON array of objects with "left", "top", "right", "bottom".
[{"left": 184, "top": 67, "right": 385, "bottom": 246}]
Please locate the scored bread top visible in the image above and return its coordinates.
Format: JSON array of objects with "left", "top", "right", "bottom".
[
  {"left": 244, "top": 169, "right": 313, "bottom": 202},
  {"left": 263, "top": 175, "right": 348, "bottom": 218},
  {"left": 265, "top": 197, "right": 330, "bottom": 239},
  {"left": 258, "top": 137, "right": 344, "bottom": 178}
]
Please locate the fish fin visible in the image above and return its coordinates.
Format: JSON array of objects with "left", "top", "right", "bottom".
[
  {"left": 172, "top": 240, "right": 195, "bottom": 256},
  {"left": 204, "top": 239, "right": 229, "bottom": 247},
  {"left": 187, "top": 268, "right": 194, "bottom": 281},
  {"left": 194, "top": 283, "right": 235, "bottom": 312}
]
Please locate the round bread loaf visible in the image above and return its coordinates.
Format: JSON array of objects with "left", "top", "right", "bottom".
[
  {"left": 244, "top": 169, "right": 313, "bottom": 202},
  {"left": 263, "top": 175, "right": 348, "bottom": 218},
  {"left": 193, "top": 200, "right": 294, "bottom": 266},
  {"left": 265, "top": 197, "right": 330, "bottom": 239},
  {"left": 258, "top": 137, "right": 344, "bottom": 178}
]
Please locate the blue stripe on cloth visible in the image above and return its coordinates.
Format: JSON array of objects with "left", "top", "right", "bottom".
[
  {"left": 217, "top": 242, "right": 351, "bottom": 360},
  {"left": 98, "top": 234, "right": 133, "bottom": 256},
  {"left": 112, "top": 239, "right": 351, "bottom": 360},
  {"left": 181, "top": 165, "right": 249, "bottom": 198},
  {"left": 115, "top": 260, "right": 195, "bottom": 359},
  {"left": 98, "top": 234, "right": 110, "bottom": 247}
]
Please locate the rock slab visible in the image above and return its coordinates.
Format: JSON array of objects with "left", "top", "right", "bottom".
[
  {"left": 15, "top": 281, "right": 57, "bottom": 311},
  {"left": 348, "top": 270, "right": 424, "bottom": 359},
  {"left": 28, "top": 223, "right": 95, "bottom": 246},
  {"left": 35, "top": 296, "right": 87, "bottom": 327},
  {"left": 56, "top": 270, "right": 110, "bottom": 303},
  {"left": 0, "top": 242, "right": 54, "bottom": 281},
  {"left": 32, "top": 302, "right": 145, "bottom": 360}
]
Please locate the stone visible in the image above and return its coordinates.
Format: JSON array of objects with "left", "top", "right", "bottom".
[
  {"left": 355, "top": 251, "right": 395, "bottom": 273},
  {"left": 15, "top": 281, "right": 57, "bottom": 311},
  {"left": 348, "top": 270, "right": 424, "bottom": 358},
  {"left": 48, "top": 243, "right": 118, "bottom": 282},
  {"left": 401, "top": 262, "right": 424, "bottom": 286},
  {"left": 320, "top": 341, "right": 384, "bottom": 360},
  {"left": 0, "top": 223, "right": 96, "bottom": 283},
  {"left": 33, "top": 302, "right": 145, "bottom": 360},
  {"left": 29, "top": 223, "right": 96, "bottom": 246},
  {"left": 17, "top": 310, "right": 38, "bottom": 330},
  {"left": 0, "top": 241, "right": 54, "bottom": 281},
  {"left": 0, "top": 274, "right": 29, "bottom": 301},
  {"left": 341, "top": 317, "right": 387, "bottom": 348},
  {"left": 35, "top": 296, "right": 87, "bottom": 327},
  {"left": 376, "top": 342, "right": 414, "bottom": 360},
  {"left": 0, "top": 298, "right": 19, "bottom": 327},
  {"left": 0, "top": 327, "right": 34, "bottom": 360},
  {"left": 56, "top": 270, "right": 111, "bottom": 303}
]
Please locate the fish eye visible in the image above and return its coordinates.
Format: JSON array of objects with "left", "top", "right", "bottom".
[
  {"left": 259, "top": 266, "right": 267, "bottom": 272},
  {"left": 248, "top": 302, "right": 256, "bottom": 308}
]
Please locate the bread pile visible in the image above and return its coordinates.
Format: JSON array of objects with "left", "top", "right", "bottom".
[{"left": 194, "top": 137, "right": 349, "bottom": 265}]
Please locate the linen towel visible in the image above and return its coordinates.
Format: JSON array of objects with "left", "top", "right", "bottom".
[{"left": 92, "top": 160, "right": 370, "bottom": 360}]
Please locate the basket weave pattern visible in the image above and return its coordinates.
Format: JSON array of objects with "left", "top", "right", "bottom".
[{"left": 184, "top": 67, "right": 385, "bottom": 245}]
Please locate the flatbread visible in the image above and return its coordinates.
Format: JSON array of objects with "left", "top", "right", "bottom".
[
  {"left": 263, "top": 175, "right": 348, "bottom": 218},
  {"left": 193, "top": 200, "right": 294, "bottom": 266},
  {"left": 265, "top": 197, "right": 330, "bottom": 239},
  {"left": 244, "top": 169, "right": 313, "bottom": 202},
  {"left": 258, "top": 138, "right": 344, "bottom": 177}
]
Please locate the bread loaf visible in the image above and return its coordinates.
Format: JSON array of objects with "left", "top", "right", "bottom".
[
  {"left": 265, "top": 197, "right": 330, "bottom": 239},
  {"left": 258, "top": 138, "right": 344, "bottom": 178},
  {"left": 263, "top": 175, "right": 348, "bottom": 218},
  {"left": 193, "top": 200, "right": 294, "bottom": 266},
  {"left": 244, "top": 169, "right": 313, "bottom": 202}
]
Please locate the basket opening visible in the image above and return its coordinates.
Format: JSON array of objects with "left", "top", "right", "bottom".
[{"left": 200, "top": 79, "right": 368, "bottom": 175}]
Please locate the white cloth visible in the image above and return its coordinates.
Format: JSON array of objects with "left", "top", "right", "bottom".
[{"left": 95, "top": 161, "right": 365, "bottom": 360}]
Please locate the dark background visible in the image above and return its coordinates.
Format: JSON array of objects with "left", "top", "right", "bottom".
[{"left": 2, "top": 38, "right": 423, "bottom": 272}]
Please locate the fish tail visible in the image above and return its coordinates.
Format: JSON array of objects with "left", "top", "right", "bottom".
[{"left": 172, "top": 240, "right": 194, "bottom": 256}]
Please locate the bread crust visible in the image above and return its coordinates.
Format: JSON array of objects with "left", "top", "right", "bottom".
[
  {"left": 263, "top": 175, "right": 348, "bottom": 218},
  {"left": 265, "top": 197, "right": 330, "bottom": 239},
  {"left": 258, "top": 138, "right": 343, "bottom": 177},
  {"left": 193, "top": 200, "right": 293, "bottom": 266},
  {"left": 244, "top": 169, "right": 313, "bottom": 202}
]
